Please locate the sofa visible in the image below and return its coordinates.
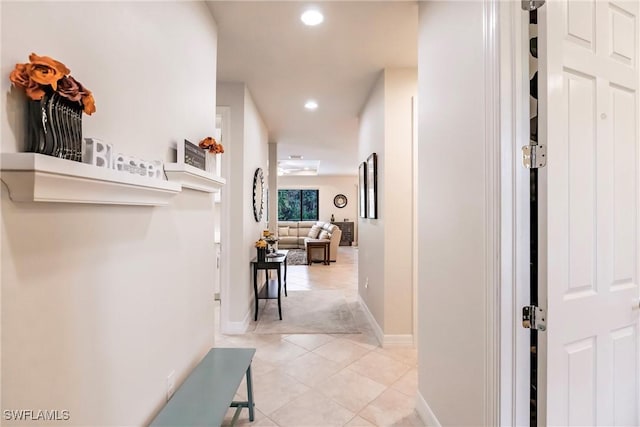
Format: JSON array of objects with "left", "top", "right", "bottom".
[{"left": 277, "top": 221, "right": 342, "bottom": 262}]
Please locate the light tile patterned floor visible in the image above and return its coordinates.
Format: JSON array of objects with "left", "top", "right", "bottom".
[{"left": 216, "top": 247, "right": 423, "bottom": 426}]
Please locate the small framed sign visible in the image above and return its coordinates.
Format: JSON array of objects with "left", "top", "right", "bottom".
[{"left": 177, "top": 139, "right": 206, "bottom": 171}]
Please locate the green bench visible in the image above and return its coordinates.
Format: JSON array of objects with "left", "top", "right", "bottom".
[{"left": 150, "top": 348, "right": 256, "bottom": 426}]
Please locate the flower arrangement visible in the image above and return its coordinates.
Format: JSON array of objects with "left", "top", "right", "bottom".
[
  {"left": 255, "top": 239, "right": 267, "bottom": 249},
  {"left": 198, "top": 136, "right": 224, "bottom": 154},
  {"left": 262, "top": 230, "right": 277, "bottom": 244},
  {"left": 9, "top": 53, "right": 95, "bottom": 115}
]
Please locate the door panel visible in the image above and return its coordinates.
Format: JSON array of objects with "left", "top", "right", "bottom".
[
  {"left": 612, "top": 325, "right": 637, "bottom": 425},
  {"left": 609, "top": 4, "right": 635, "bottom": 66},
  {"left": 613, "top": 86, "right": 637, "bottom": 287},
  {"left": 565, "top": 336, "right": 597, "bottom": 426},
  {"left": 542, "top": 0, "right": 639, "bottom": 425},
  {"left": 565, "top": 0, "right": 595, "bottom": 49},
  {"left": 566, "top": 69, "right": 597, "bottom": 295}
]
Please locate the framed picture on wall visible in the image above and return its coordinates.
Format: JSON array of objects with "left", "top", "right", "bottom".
[
  {"left": 366, "top": 153, "right": 377, "bottom": 219},
  {"left": 358, "top": 161, "right": 367, "bottom": 218}
]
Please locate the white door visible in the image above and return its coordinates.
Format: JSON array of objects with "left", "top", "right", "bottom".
[{"left": 540, "top": 0, "right": 640, "bottom": 425}]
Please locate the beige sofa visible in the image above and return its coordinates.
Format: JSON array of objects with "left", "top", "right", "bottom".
[{"left": 277, "top": 221, "right": 342, "bottom": 262}]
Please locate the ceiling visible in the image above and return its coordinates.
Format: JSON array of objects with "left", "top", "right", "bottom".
[{"left": 207, "top": 1, "right": 418, "bottom": 176}]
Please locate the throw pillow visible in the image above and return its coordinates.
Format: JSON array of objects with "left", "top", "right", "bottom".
[
  {"left": 307, "top": 224, "right": 321, "bottom": 239},
  {"left": 278, "top": 226, "right": 289, "bottom": 237},
  {"left": 318, "top": 230, "right": 330, "bottom": 240}
]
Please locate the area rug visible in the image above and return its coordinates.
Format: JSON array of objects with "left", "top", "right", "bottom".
[
  {"left": 254, "top": 290, "right": 361, "bottom": 334},
  {"left": 286, "top": 249, "right": 307, "bottom": 265}
]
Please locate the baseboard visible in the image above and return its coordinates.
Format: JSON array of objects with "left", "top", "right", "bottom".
[
  {"left": 383, "top": 334, "right": 414, "bottom": 347},
  {"left": 220, "top": 309, "right": 251, "bottom": 335},
  {"left": 416, "top": 391, "right": 442, "bottom": 427},
  {"left": 357, "top": 295, "right": 384, "bottom": 346},
  {"left": 357, "top": 295, "right": 414, "bottom": 347}
]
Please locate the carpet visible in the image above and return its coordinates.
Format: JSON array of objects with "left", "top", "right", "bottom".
[
  {"left": 254, "top": 290, "right": 361, "bottom": 334},
  {"left": 286, "top": 249, "right": 307, "bottom": 265}
]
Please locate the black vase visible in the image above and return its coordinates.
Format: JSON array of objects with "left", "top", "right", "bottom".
[
  {"left": 257, "top": 248, "right": 266, "bottom": 262},
  {"left": 27, "top": 93, "right": 83, "bottom": 161}
]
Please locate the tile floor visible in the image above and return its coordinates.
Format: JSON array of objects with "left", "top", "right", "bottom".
[{"left": 215, "top": 247, "right": 423, "bottom": 426}]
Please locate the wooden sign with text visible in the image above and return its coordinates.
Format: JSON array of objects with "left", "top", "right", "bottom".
[{"left": 183, "top": 139, "right": 206, "bottom": 170}]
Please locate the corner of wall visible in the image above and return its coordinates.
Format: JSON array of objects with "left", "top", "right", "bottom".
[
  {"left": 221, "top": 307, "right": 252, "bottom": 335},
  {"left": 357, "top": 294, "right": 383, "bottom": 345},
  {"left": 416, "top": 391, "right": 443, "bottom": 427}
]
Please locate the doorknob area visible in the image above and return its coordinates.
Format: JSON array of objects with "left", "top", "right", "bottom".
[{"left": 633, "top": 300, "right": 640, "bottom": 311}]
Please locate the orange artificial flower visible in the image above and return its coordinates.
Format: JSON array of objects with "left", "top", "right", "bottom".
[
  {"left": 26, "top": 53, "right": 69, "bottom": 90},
  {"left": 9, "top": 54, "right": 95, "bottom": 108},
  {"left": 29, "top": 53, "right": 70, "bottom": 75},
  {"left": 82, "top": 92, "right": 96, "bottom": 115},
  {"left": 198, "top": 137, "right": 216, "bottom": 149},
  {"left": 9, "top": 63, "right": 30, "bottom": 89},
  {"left": 10, "top": 63, "right": 45, "bottom": 100},
  {"left": 199, "top": 136, "right": 224, "bottom": 154}
]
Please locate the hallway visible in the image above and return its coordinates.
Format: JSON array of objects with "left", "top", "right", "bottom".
[{"left": 215, "top": 247, "right": 422, "bottom": 426}]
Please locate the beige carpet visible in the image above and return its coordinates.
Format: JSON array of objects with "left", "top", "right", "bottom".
[{"left": 254, "top": 290, "right": 360, "bottom": 334}]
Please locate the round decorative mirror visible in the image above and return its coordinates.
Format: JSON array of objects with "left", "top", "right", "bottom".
[
  {"left": 333, "top": 194, "right": 348, "bottom": 208},
  {"left": 253, "top": 168, "right": 264, "bottom": 222}
]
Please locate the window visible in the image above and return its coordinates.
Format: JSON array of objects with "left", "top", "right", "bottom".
[{"left": 278, "top": 189, "right": 319, "bottom": 221}]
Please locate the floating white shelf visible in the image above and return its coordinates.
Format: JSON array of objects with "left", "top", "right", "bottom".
[
  {"left": 164, "top": 163, "right": 225, "bottom": 193},
  {"left": 0, "top": 153, "right": 181, "bottom": 206}
]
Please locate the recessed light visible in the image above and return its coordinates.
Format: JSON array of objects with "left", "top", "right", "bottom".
[
  {"left": 301, "top": 9, "right": 324, "bottom": 26},
  {"left": 305, "top": 100, "right": 318, "bottom": 110},
  {"left": 289, "top": 155, "right": 304, "bottom": 160}
]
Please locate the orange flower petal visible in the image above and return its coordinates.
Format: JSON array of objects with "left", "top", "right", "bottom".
[
  {"left": 25, "top": 84, "right": 45, "bottom": 101},
  {"left": 9, "top": 63, "right": 30, "bottom": 89},
  {"left": 82, "top": 93, "right": 96, "bottom": 115},
  {"left": 26, "top": 63, "right": 61, "bottom": 90},
  {"left": 29, "top": 52, "right": 70, "bottom": 75}
]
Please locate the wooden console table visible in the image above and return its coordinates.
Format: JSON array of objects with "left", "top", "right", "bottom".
[{"left": 250, "top": 250, "right": 288, "bottom": 321}]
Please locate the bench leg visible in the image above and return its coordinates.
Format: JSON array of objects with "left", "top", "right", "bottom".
[{"left": 246, "top": 365, "right": 255, "bottom": 422}]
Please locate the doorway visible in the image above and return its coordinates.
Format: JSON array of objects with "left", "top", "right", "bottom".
[{"left": 506, "top": 1, "right": 640, "bottom": 425}]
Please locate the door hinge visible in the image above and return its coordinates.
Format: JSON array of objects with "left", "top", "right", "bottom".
[
  {"left": 522, "top": 145, "right": 546, "bottom": 169},
  {"left": 521, "top": 0, "right": 545, "bottom": 11},
  {"left": 522, "top": 305, "right": 546, "bottom": 331}
]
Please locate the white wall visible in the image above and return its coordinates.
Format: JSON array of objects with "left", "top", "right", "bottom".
[
  {"left": 1, "top": 2, "right": 219, "bottom": 425},
  {"left": 277, "top": 175, "right": 358, "bottom": 243},
  {"left": 382, "top": 69, "right": 416, "bottom": 335},
  {"left": 217, "top": 83, "right": 268, "bottom": 330},
  {"left": 358, "top": 69, "right": 417, "bottom": 341},
  {"left": 358, "top": 72, "right": 386, "bottom": 330},
  {"left": 267, "top": 142, "right": 278, "bottom": 233},
  {"left": 417, "top": 2, "right": 488, "bottom": 425}
]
